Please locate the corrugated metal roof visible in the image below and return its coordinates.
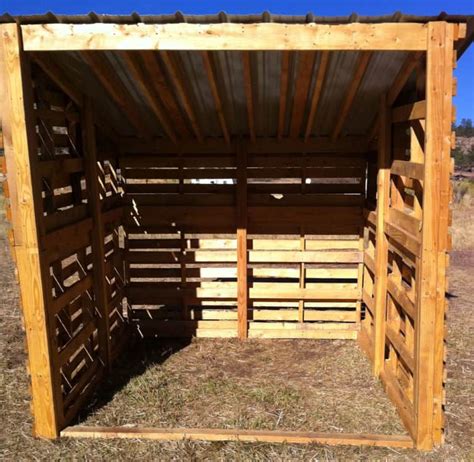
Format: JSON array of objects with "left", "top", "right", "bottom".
[
  {"left": 18, "top": 12, "right": 472, "bottom": 142},
  {"left": 1, "top": 11, "right": 471, "bottom": 25}
]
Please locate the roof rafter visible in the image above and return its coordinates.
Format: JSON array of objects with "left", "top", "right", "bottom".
[
  {"left": 121, "top": 51, "right": 177, "bottom": 143},
  {"left": 201, "top": 51, "right": 230, "bottom": 145},
  {"left": 80, "top": 51, "right": 152, "bottom": 138},
  {"left": 277, "top": 51, "right": 290, "bottom": 140},
  {"left": 242, "top": 51, "right": 256, "bottom": 142},
  {"left": 331, "top": 51, "right": 372, "bottom": 141},
  {"left": 289, "top": 51, "right": 316, "bottom": 138},
  {"left": 160, "top": 51, "right": 203, "bottom": 142},
  {"left": 304, "top": 51, "right": 330, "bottom": 141}
]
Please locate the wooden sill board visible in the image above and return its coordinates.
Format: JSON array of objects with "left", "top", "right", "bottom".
[{"left": 61, "top": 426, "right": 414, "bottom": 448}]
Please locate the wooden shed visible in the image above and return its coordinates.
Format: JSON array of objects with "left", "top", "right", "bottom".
[{"left": 0, "top": 12, "right": 472, "bottom": 450}]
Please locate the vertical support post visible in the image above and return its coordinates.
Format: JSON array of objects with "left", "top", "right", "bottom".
[
  {"left": 373, "top": 94, "right": 391, "bottom": 376},
  {"left": 236, "top": 140, "right": 248, "bottom": 339},
  {"left": 1, "top": 24, "right": 61, "bottom": 438},
  {"left": 414, "top": 21, "right": 453, "bottom": 450},
  {"left": 82, "top": 97, "right": 111, "bottom": 370}
]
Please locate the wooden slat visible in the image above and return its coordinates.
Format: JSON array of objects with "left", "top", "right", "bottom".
[
  {"left": 22, "top": 23, "right": 428, "bottom": 51},
  {"left": 391, "top": 160, "right": 424, "bottom": 181},
  {"left": 387, "top": 276, "right": 416, "bottom": 320},
  {"left": 392, "top": 100, "right": 426, "bottom": 123},
  {"left": 331, "top": 52, "right": 372, "bottom": 140},
  {"left": 51, "top": 274, "right": 93, "bottom": 315},
  {"left": 386, "top": 325, "right": 415, "bottom": 372},
  {"left": 384, "top": 220, "right": 421, "bottom": 258}
]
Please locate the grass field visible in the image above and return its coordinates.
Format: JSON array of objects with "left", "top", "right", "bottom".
[{"left": 1, "top": 180, "right": 473, "bottom": 460}]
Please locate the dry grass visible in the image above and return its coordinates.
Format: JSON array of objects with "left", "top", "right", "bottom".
[{"left": 1, "top": 181, "right": 473, "bottom": 460}]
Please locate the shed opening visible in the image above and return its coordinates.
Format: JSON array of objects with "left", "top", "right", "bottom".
[{"left": 1, "top": 15, "right": 472, "bottom": 450}]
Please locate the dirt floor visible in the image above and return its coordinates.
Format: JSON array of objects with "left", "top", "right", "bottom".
[{"left": 1, "top": 182, "right": 473, "bottom": 460}]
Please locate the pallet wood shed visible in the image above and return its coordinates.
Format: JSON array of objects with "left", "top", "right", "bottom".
[{"left": 0, "top": 11, "right": 473, "bottom": 450}]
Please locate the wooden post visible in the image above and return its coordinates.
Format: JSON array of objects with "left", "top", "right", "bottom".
[
  {"left": 236, "top": 141, "right": 248, "bottom": 339},
  {"left": 414, "top": 21, "right": 454, "bottom": 450},
  {"left": 372, "top": 94, "right": 391, "bottom": 376},
  {"left": 82, "top": 97, "right": 112, "bottom": 370},
  {"left": 1, "top": 24, "right": 61, "bottom": 438}
]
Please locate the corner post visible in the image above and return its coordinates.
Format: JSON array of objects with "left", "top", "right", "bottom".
[
  {"left": 236, "top": 140, "right": 248, "bottom": 339},
  {"left": 414, "top": 21, "right": 454, "bottom": 450},
  {"left": 1, "top": 24, "right": 61, "bottom": 438},
  {"left": 373, "top": 94, "right": 391, "bottom": 376}
]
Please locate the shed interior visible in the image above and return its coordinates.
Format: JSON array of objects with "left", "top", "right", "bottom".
[{"left": 1, "top": 17, "right": 471, "bottom": 449}]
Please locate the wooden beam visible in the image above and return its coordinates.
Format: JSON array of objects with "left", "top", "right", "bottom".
[
  {"left": 414, "top": 21, "right": 454, "bottom": 450},
  {"left": 160, "top": 51, "right": 203, "bottom": 142},
  {"left": 290, "top": 52, "right": 315, "bottom": 138},
  {"left": 242, "top": 51, "right": 256, "bottom": 142},
  {"left": 368, "top": 52, "right": 424, "bottom": 140},
  {"left": 277, "top": 50, "right": 290, "bottom": 140},
  {"left": 82, "top": 97, "right": 112, "bottom": 370},
  {"left": 201, "top": 51, "right": 230, "bottom": 144},
  {"left": 236, "top": 142, "right": 248, "bottom": 339},
  {"left": 1, "top": 23, "right": 61, "bottom": 438},
  {"left": 61, "top": 426, "right": 414, "bottom": 447},
  {"left": 304, "top": 51, "right": 330, "bottom": 141},
  {"left": 120, "top": 51, "right": 177, "bottom": 143},
  {"left": 372, "top": 94, "right": 391, "bottom": 376},
  {"left": 80, "top": 51, "right": 151, "bottom": 138},
  {"left": 118, "top": 136, "right": 370, "bottom": 155},
  {"left": 331, "top": 52, "right": 372, "bottom": 141},
  {"left": 22, "top": 23, "right": 428, "bottom": 51}
]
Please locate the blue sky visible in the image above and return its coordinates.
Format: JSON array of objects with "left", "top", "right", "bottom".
[{"left": 1, "top": 0, "right": 473, "bottom": 122}]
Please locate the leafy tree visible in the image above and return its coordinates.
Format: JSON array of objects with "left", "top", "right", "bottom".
[{"left": 454, "top": 118, "right": 474, "bottom": 137}]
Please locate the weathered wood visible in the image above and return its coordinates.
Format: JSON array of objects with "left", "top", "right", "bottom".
[
  {"left": 373, "top": 94, "right": 391, "bottom": 376},
  {"left": 22, "top": 23, "right": 429, "bottom": 51},
  {"left": 1, "top": 24, "right": 61, "bottom": 438},
  {"left": 414, "top": 21, "right": 453, "bottom": 450}
]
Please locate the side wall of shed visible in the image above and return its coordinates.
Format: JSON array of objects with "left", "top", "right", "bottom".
[{"left": 0, "top": 24, "right": 128, "bottom": 438}]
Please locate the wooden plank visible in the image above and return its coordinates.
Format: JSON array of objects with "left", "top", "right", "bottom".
[
  {"left": 202, "top": 51, "right": 230, "bottom": 144},
  {"left": 414, "top": 22, "right": 454, "bottom": 450},
  {"left": 1, "top": 24, "right": 61, "bottom": 438},
  {"left": 22, "top": 23, "right": 428, "bottom": 51},
  {"left": 305, "top": 51, "right": 330, "bottom": 141},
  {"left": 384, "top": 220, "right": 421, "bottom": 259},
  {"left": 236, "top": 143, "right": 248, "bottom": 338},
  {"left": 387, "top": 276, "right": 416, "bottom": 321},
  {"left": 331, "top": 52, "right": 372, "bottom": 140},
  {"left": 82, "top": 98, "right": 112, "bottom": 370},
  {"left": 373, "top": 94, "right": 391, "bottom": 376},
  {"left": 51, "top": 274, "right": 93, "bottom": 315},
  {"left": 248, "top": 330, "right": 358, "bottom": 340},
  {"left": 392, "top": 100, "right": 426, "bottom": 123},
  {"left": 386, "top": 325, "right": 415, "bottom": 372},
  {"left": 391, "top": 160, "right": 424, "bottom": 181}
]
